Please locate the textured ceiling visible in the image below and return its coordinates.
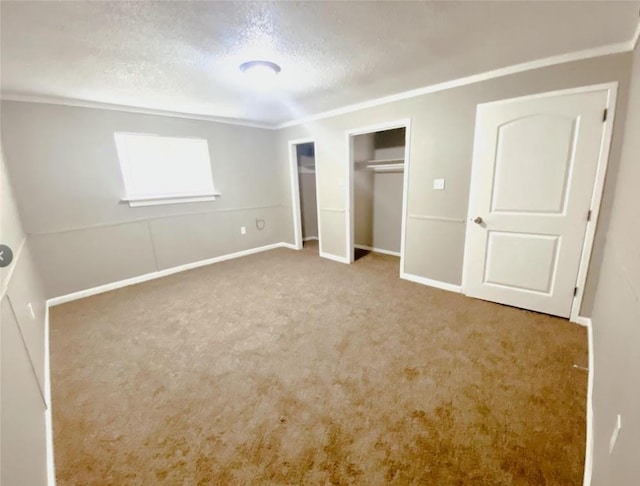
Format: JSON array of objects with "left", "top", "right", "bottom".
[{"left": 1, "top": 1, "right": 638, "bottom": 126}]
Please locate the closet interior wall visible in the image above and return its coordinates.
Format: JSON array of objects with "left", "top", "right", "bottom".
[
  {"left": 354, "top": 128, "right": 405, "bottom": 255},
  {"left": 297, "top": 143, "right": 318, "bottom": 242}
]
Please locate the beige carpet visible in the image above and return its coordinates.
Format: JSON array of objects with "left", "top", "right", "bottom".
[{"left": 50, "top": 242, "right": 587, "bottom": 485}]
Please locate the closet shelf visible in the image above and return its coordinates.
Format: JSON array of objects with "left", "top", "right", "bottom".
[
  {"left": 354, "top": 157, "right": 404, "bottom": 172},
  {"left": 356, "top": 157, "right": 404, "bottom": 165},
  {"left": 365, "top": 163, "right": 404, "bottom": 172},
  {"left": 355, "top": 158, "right": 405, "bottom": 172}
]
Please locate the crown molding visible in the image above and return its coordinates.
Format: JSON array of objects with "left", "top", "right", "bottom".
[
  {"left": 0, "top": 92, "right": 276, "bottom": 130},
  {"left": 276, "top": 40, "right": 632, "bottom": 129},
  {"left": 2, "top": 29, "right": 637, "bottom": 132}
]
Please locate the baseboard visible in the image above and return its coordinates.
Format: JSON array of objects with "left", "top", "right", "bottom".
[
  {"left": 354, "top": 244, "right": 401, "bottom": 257},
  {"left": 302, "top": 236, "right": 319, "bottom": 242},
  {"left": 279, "top": 242, "right": 298, "bottom": 250},
  {"left": 319, "top": 251, "right": 350, "bottom": 264},
  {"left": 583, "top": 317, "right": 594, "bottom": 486},
  {"left": 400, "top": 271, "right": 463, "bottom": 293},
  {"left": 47, "top": 242, "right": 293, "bottom": 306},
  {"left": 44, "top": 306, "right": 56, "bottom": 486},
  {"left": 574, "top": 315, "right": 591, "bottom": 327}
]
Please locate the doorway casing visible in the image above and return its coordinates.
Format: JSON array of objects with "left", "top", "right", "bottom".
[
  {"left": 287, "top": 138, "right": 320, "bottom": 251},
  {"left": 344, "top": 119, "right": 412, "bottom": 271}
]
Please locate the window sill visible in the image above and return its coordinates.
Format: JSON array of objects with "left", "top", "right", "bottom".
[{"left": 121, "top": 194, "right": 221, "bottom": 207}]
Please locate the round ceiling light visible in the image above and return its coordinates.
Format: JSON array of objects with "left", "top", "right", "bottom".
[{"left": 239, "top": 60, "right": 281, "bottom": 81}]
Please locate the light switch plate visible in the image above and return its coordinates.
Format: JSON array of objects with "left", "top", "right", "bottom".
[{"left": 433, "top": 178, "right": 445, "bottom": 190}]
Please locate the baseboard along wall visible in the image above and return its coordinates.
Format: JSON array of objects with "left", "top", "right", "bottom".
[
  {"left": 400, "top": 271, "right": 463, "bottom": 294},
  {"left": 354, "top": 244, "right": 401, "bottom": 257},
  {"left": 48, "top": 242, "right": 293, "bottom": 306}
]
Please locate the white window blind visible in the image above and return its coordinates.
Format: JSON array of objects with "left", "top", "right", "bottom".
[{"left": 114, "top": 133, "right": 219, "bottom": 207}]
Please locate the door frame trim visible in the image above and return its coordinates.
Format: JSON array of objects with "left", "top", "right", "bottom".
[
  {"left": 287, "top": 138, "right": 319, "bottom": 251},
  {"left": 461, "top": 82, "right": 619, "bottom": 323},
  {"left": 344, "top": 118, "right": 412, "bottom": 269}
]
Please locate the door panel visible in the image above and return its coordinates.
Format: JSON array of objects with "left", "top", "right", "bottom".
[
  {"left": 465, "top": 89, "right": 609, "bottom": 318},
  {"left": 492, "top": 115, "right": 576, "bottom": 214},
  {"left": 484, "top": 231, "right": 560, "bottom": 294}
]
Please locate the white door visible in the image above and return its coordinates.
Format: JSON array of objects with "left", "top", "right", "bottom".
[{"left": 464, "top": 88, "right": 611, "bottom": 318}]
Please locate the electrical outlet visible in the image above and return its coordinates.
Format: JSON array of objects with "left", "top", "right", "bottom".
[
  {"left": 27, "top": 302, "right": 35, "bottom": 319},
  {"left": 609, "top": 414, "right": 622, "bottom": 454},
  {"left": 240, "top": 226, "right": 247, "bottom": 235},
  {"left": 433, "top": 178, "right": 445, "bottom": 190}
]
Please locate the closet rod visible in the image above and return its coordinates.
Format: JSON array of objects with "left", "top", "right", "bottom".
[{"left": 365, "top": 163, "right": 404, "bottom": 172}]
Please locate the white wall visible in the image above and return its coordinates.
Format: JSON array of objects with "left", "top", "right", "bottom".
[
  {"left": 0, "top": 148, "right": 49, "bottom": 486},
  {"left": 590, "top": 40, "right": 640, "bottom": 486},
  {"left": 277, "top": 52, "right": 632, "bottom": 315},
  {"left": 1, "top": 102, "right": 290, "bottom": 298}
]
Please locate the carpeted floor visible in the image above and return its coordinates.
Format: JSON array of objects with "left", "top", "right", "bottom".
[{"left": 50, "top": 242, "right": 588, "bottom": 485}]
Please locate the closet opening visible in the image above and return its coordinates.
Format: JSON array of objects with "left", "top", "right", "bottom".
[
  {"left": 347, "top": 121, "right": 410, "bottom": 269},
  {"left": 288, "top": 139, "right": 319, "bottom": 253}
]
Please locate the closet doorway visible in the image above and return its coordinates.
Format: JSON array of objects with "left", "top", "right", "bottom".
[
  {"left": 346, "top": 120, "right": 411, "bottom": 267},
  {"left": 288, "top": 139, "right": 319, "bottom": 252}
]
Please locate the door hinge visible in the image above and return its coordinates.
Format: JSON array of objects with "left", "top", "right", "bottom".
[
  {"left": 574, "top": 287, "right": 578, "bottom": 297},
  {"left": 587, "top": 209, "right": 592, "bottom": 222},
  {"left": 603, "top": 108, "right": 608, "bottom": 122}
]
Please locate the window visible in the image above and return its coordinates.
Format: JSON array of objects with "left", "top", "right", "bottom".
[{"left": 114, "top": 133, "right": 219, "bottom": 207}]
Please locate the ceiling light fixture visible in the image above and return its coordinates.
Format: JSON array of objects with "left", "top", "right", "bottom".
[{"left": 239, "top": 60, "right": 281, "bottom": 81}]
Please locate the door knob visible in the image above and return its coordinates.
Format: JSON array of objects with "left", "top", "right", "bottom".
[{"left": 473, "top": 216, "right": 484, "bottom": 225}]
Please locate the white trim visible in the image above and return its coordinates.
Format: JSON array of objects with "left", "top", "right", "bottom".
[
  {"left": 279, "top": 242, "right": 297, "bottom": 250},
  {"left": 354, "top": 244, "right": 401, "bottom": 257},
  {"left": 276, "top": 43, "right": 631, "bottom": 129},
  {"left": 344, "top": 119, "right": 413, "bottom": 138},
  {"left": 583, "top": 317, "right": 594, "bottom": 486},
  {"left": 287, "top": 138, "right": 316, "bottom": 251},
  {"left": 346, "top": 129, "right": 355, "bottom": 263},
  {"left": 570, "top": 82, "right": 618, "bottom": 323},
  {"left": 44, "top": 305, "right": 56, "bottom": 486},
  {"left": 47, "top": 242, "right": 293, "bottom": 306},
  {"left": 399, "top": 121, "right": 412, "bottom": 275},
  {"left": 302, "top": 236, "right": 319, "bottom": 242},
  {"left": 0, "top": 236, "right": 26, "bottom": 300},
  {"left": 632, "top": 20, "right": 640, "bottom": 50},
  {"left": 461, "top": 83, "right": 619, "bottom": 320},
  {"left": 124, "top": 194, "right": 220, "bottom": 207},
  {"left": 0, "top": 93, "right": 275, "bottom": 130},
  {"left": 574, "top": 315, "right": 592, "bottom": 327},
  {"left": 29, "top": 204, "right": 285, "bottom": 237},
  {"left": 400, "top": 271, "right": 463, "bottom": 294},
  {"left": 319, "top": 251, "right": 350, "bottom": 264},
  {"left": 345, "top": 119, "right": 411, "bottom": 266}
]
